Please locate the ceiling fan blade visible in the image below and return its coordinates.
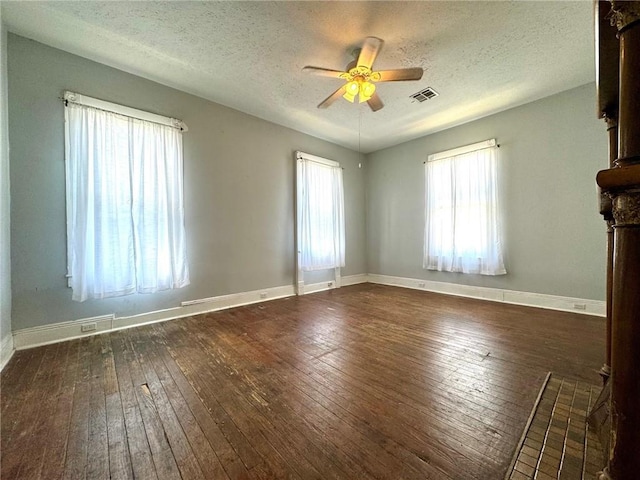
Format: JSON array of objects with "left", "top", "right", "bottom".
[
  {"left": 318, "top": 85, "right": 347, "bottom": 109},
  {"left": 357, "top": 37, "right": 384, "bottom": 69},
  {"left": 302, "top": 66, "right": 346, "bottom": 78},
  {"left": 367, "top": 92, "right": 384, "bottom": 112},
  {"left": 376, "top": 68, "right": 424, "bottom": 82}
]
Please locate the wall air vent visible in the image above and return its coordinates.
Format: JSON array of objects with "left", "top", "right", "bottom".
[{"left": 410, "top": 87, "right": 439, "bottom": 103}]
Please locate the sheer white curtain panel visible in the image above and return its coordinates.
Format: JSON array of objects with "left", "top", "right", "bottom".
[
  {"left": 424, "top": 145, "right": 506, "bottom": 275},
  {"left": 297, "top": 157, "right": 345, "bottom": 271},
  {"left": 65, "top": 103, "right": 189, "bottom": 302}
]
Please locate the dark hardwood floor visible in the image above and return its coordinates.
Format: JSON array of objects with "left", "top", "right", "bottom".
[{"left": 0, "top": 284, "right": 605, "bottom": 479}]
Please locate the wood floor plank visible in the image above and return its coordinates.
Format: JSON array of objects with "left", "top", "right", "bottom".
[
  {"left": 87, "top": 336, "right": 110, "bottom": 480},
  {"left": 110, "top": 331, "right": 158, "bottom": 480},
  {"left": 128, "top": 326, "right": 208, "bottom": 480},
  {"left": 155, "top": 323, "right": 271, "bottom": 476},
  {"left": 222, "top": 320, "right": 452, "bottom": 478},
  {"left": 222, "top": 310, "right": 491, "bottom": 478},
  {"left": 1, "top": 348, "right": 37, "bottom": 417},
  {"left": 0, "top": 285, "right": 605, "bottom": 480},
  {"left": 168, "top": 320, "right": 311, "bottom": 479},
  {"left": 189, "top": 319, "right": 389, "bottom": 480},
  {"left": 1, "top": 345, "right": 51, "bottom": 455},
  {"left": 120, "top": 331, "right": 182, "bottom": 480},
  {"left": 12, "top": 342, "right": 70, "bottom": 480},
  {"left": 38, "top": 339, "right": 81, "bottom": 480},
  {"left": 100, "top": 334, "right": 134, "bottom": 480},
  {"left": 149, "top": 324, "right": 254, "bottom": 479},
  {"left": 240, "top": 304, "right": 524, "bottom": 455},
  {"left": 64, "top": 337, "right": 94, "bottom": 480}
]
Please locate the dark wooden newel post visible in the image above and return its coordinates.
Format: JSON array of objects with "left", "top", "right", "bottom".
[
  {"left": 599, "top": 114, "right": 617, "bottom": 381},
  {"left": 595, "top": 2, "right": 640, "bottom": 478},
  {"left": 595, "top": 0, "right": 620, "bottom": 381}
]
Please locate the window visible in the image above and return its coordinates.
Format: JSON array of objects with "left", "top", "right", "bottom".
[
  {"left": 64, "top": 92, "right": 190, "bottom": 302},
  {"left": 295, "top": 152, "right": 345, "bottom": 290},
  {"left": 424, "top": 139, "right": 506, "bottom": 275}
]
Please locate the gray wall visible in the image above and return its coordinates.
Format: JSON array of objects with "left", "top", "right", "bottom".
[
  {"left": 7, "top": 33, "right": 608, "bottom": 334},
  {"left": 366, "top": 84, "right": 607, "bottom": 301},
  {"left": 8, "top": 34, "right": 366, "bottom": 330},
  {"left": 1, "top": 18, "right": 12, "bottom": 347}
]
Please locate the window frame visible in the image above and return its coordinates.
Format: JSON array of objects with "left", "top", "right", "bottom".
[
  {"left": 295, "top": 151, "right": 345, "bottom": 295},
  {"left": 63, "top": 91, "right": 190, "bottom": 301},
  {"left": 423, "top": 138, "right": 506, "bottom": 275}
]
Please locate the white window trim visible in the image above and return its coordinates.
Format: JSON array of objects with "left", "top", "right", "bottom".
[
  {"left": 63, "top": 93, "right": 190, "bottom": 299},
  {"left": 423, "top": 138, "right": 505, "bottom": 276},
  {"left": 63, "top": 91, "right": 188, "bottom": 131},
  {"left": 296, "top": 151, "right": 340, "bottom": 167},
  {"left": 427, "top": 138, "right": 496, "bottom": 163},
  {"left": 63, "top": 91, "right": 188, "bottom": 284},
  {"left": 295, "top": 151, "right": 343, "bottom": 295}
]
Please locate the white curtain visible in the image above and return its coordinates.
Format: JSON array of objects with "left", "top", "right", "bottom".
[
  {"left": 66, "top": 103, "right": 189, "bottom": 302},
  {"left": 424, "top": 146, "right": 506, "bottom": 275},
  {"left": 297, "top": 157, "right": 345, "bottom": 271}
]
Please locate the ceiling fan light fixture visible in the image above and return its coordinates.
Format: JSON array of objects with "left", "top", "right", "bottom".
[
  {"left": 346, "top": 81, "right": 359, "bottom": 95},
  {"left": 343, "top": 92, "right": 356, "bottom": 103},
  {"left": 359, "top": 81, "right": 376, "bottom": 102},
  {"left": 343, "top": 81, "right": 359, "bottom": 102}
]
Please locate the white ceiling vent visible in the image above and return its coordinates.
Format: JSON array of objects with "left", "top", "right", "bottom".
[{"left": 410, "top": 87, "right": 439, "bottom": 103}]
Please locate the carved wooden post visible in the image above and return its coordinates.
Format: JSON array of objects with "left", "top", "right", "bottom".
[
  {"left": 595, "top": 2, "right": 640, "bottom": 478},
  {"left": 613, "top": 3, "right": 640, "bottom": 168},
  {"left": 604, "top": 191, "right": 640, "bottom": 479},
  {"left": 599, "top": 114, "right": 617, "bottom": 381},
  {"left": 602, "top": 214, "right": 613, "bottom": 378},
  {"left": 595, "top": 0, "right": 620, "bottom": 381}
]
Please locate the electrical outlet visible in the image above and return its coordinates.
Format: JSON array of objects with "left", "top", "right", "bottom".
[
  {"left": 573, "top": 303, "right": 587, "bottom": 311},
  {"left": 81, "top": 322, "right": 97, "bottom": 332},
  {"left": 260, "top": 292, "right": 267, "bottom": 299},
  {"left": 418, "top": 282, "right": 426, "bottom": 288}
]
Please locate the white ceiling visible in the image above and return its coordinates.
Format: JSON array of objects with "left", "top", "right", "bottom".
[{"left": 2, "top": 1, "right": 595, "bottom": 153}]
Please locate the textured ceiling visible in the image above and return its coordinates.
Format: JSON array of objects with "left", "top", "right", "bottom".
[{"left": 2, "top": 1, "right": 595, "bottom": 153}]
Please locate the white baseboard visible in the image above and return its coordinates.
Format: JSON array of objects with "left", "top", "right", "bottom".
[
  {"left": 0, "top": 333, "right": 14, "bottom": 371},
  {"left": 302, "top": 273, "right": 369, "bottom": 295},
  {"left": 367, "top": 274, "right": 606, "bottom": 317},
  {"left": 302, "top": 281, "right": 335, "bottom": 295},
  {"left": 115, "top": 284, "right": 295, "bottom": 331},
  {"left": 342, "top": 273, "right": 369, "bottom": 286},
  {"left": 13, "top": 313, "right": 116, "bottom": 350},
  {"left": 13, "top": 284, "right": 296, "bottom": 350},
  {"left": 12, "top": 275, "right": 370, "bottom": 350},
  {"left": 11, "top": 272, "right": 602, "bottom": 351}
]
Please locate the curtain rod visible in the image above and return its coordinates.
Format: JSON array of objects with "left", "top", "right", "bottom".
[
  {"left": 59, "top": 93, "right": 188, "bottom": 132},
  {"left": 297, "top": 157, "right": 344, "bottom": 170},
  {"left": 296, "top": 152, "right": 344, "bottom": 170},
  {"left": 423, "top": 141, "right": 500, "bottom": 164}
]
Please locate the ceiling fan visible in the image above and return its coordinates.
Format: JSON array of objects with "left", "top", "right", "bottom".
[{"left": 303, "top": 37, "right": 424, "bottom": 112}]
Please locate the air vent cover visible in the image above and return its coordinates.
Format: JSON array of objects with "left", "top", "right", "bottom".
[{"left": 410, "top": 87, "right": 439, "bottom": 103}]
